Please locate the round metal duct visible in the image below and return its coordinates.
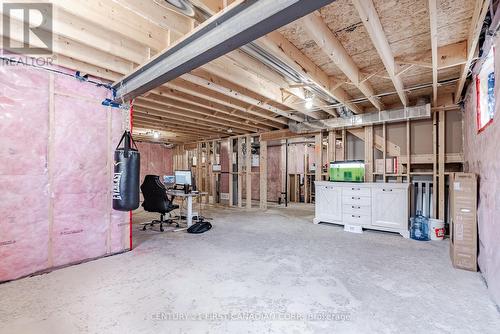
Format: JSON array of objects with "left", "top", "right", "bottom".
[{"left": 158, "top": 0, "right": 196, "bottom": 18}]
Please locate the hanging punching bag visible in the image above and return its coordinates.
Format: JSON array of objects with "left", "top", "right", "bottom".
[{"left": 113, "top": 131, "right": 140, "bottom": 211}]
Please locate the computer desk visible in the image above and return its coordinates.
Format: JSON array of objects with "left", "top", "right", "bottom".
[{"left": 166, "top": 189, "right": 207, "bottom": 227}]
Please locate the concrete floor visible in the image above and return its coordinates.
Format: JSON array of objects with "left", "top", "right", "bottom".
[{"left": 1, "top": 204, "right": 499, "bottom": 333}]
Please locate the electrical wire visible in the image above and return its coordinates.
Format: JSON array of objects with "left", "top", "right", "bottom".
[{"left": 0, "top": 55, "right": 113, "bottom": 90}]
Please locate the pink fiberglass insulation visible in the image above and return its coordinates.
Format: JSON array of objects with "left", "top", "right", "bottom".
[
  {"left": 110, "top": 111, "right": 129, "bottom": 254},
  {"left": 0, "top": 64, "right": 127, "bottom": 282},
  {"left": 0, "top": 67, "right": 50, "bottom": 280},
  {"left": 463, "top": 39, "right": 500, "bottom": 306},
  {"left": 136, "top": 141, "right": 174, "bottom": 182}
]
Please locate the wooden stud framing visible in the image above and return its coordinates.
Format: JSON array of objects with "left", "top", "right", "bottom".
[
  {"left": 438, "top": 110, "right": 446, "bottom": 219},
  {"left": 364, "top": 125, "right": 374, "bottom": 182},
  {"left": 228, "top": 138, "right": 234, "bottom": 207},
  {"left": 4, "top": 0, "right": 478, "bottom": 146},
  {"left": 245, "top": 136, "right": 252, "bottom": 209},
  {"left": 352, "top": 0, "right": 408, "bottom": 107},
  {"left": 260, "top": 140, "right": 268, "bottom": 209},
  {"left": 315, "top": 133, "right": 323, "bottom": 183},
  {"left": 327, "top": 131, "right": 335, "bottom": 163},
  {"left": 211, "top": 140, "right": 217, "bottom": 204},
  {"left": 301, "top": 13, "right": 383, "bottom": 110},
  {"left": 304, "top": 144, "right": 309, "bottom": 204},
  {"left": 428, "top": 0, "right": 438, "bottom": 106},
  {"left": 281, "top": 140, "right": 288, "bottom": 203},
  {"left": 341, "top": 129, "right": 347, "bottom": 161},
  {"left": 406, "top": 120, "right": 411, "bottom": 179},
  {"left": 382, "top": 123, "right": 387, "bottom": 179},
  {"left": 432, "top": 112, "right": 438, "bottom": 218},
  {"left": 196, "top": 142, "right": 202, "bottom": 203},
  {"left": 455, "top": 0, "right": 490, "bottom": 103},
  {"left": 237, "top": 137, "right": 243, "bottom": 208},
  {"left": 204, "top": 142, "right": 210, "bottom": 204}
]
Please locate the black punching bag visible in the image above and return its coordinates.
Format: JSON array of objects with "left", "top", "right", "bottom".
[{"left": 113, "top": 131, "right": 140, "bottom": 211}]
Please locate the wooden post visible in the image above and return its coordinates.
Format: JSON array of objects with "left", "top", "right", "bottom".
[
  {"left": 327, "top": 130, "right": 335, "bottom": 163},
  {"left": 196, "top": 142, "right": 202, "bottom": 203},
  {"left": 364, "top": 125, "right": 374, "bottom": 182},
  {"left": 237, "top": 137, "right": 243, "bottom": 208},
  {"left": 438, "top": 110, "right": 446, "bottom": 219},
  {"left": 432, "top": 112, "right": 438, "bottom": 218},
  {"left": 382, "top": 123, "right": 387, "bottom": 180},
  {"left": 281, "top": 140, "right": 287, "bottom": 203},
  {"left": 204, "top": 142, "right": 210, "bottom": 204},
  {"left": 228, "top": 138, "right": 233, "bottom": 207},
  {"left": 211, "top": 140, "right": 217, "bottom": 204},
  {"left": 406, "top": 120, "right": 411, "bottom": 179},
  {"left": 259, "top": 140, "right": 268, "bottom": 209},
  {"left": 246, "top": 135, "right": 252, "bottom": 209},
  {"left": 341, "top": 129, "right": 347, "bottom": 161},
  {"left": 304, "top": 143, "right": 309, "bottom": 203},
  {"left": 315, "top": 133, "right": 322, "bottom": 182}
]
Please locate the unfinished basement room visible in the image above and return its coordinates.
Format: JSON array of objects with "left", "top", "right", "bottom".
[{"left": 1, "top": 0, "right": 500, "bottom": 333}]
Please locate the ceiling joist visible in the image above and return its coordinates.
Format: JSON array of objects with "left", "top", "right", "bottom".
[
  {"left": 301, "top": 12, "right": 384, "bottom": 111},
  {"left": 352, "top": 0, "right": 408, "bottom": 107}
]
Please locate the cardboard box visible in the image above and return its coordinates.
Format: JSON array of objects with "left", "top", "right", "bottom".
[
  {"left": 449, "top": 173, "right": 478, "bottom": 271},
  {"left": 375, "top": 159, "right": 385, "bottom": 174}
]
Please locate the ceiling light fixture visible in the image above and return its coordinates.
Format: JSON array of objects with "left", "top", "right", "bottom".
[{"left": 304, "top": 90, "right": 314, "bottom": 110}]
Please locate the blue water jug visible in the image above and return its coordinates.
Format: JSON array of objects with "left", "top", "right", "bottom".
[{"left": 410, "top": 211, "right": 430, "bottom": 241}]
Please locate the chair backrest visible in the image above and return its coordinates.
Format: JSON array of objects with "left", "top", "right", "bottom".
[{"left": 140, "top": 175, "right": 171, "bottom": 213}]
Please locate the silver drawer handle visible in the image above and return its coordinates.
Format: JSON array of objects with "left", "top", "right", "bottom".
[
  {"left": 351, "top": 215, "right": 361, "bottom": 218},
  {"left": 351, "top": 197, "right": 360, "bottom": 200},
  {"left": 352, "top": 205, "right": 361, "bottom": 209},
  {"left": 382, "top": 189, "right": 393, "bottom": 192},
  {"left": 351, "top": 187, "right": 360, "bottom": 191}
]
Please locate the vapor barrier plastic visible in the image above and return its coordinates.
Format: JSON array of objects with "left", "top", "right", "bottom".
[
  {"left": 464, "top": 68, "right": 500, "bottom": 306},
  {"left": 0, "top": 64, "right": 128, "bottom": 282}
]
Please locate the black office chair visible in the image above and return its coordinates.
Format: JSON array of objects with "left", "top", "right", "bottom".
[{"left": 140, "top": 175, "right": 179, "bottom": 232}]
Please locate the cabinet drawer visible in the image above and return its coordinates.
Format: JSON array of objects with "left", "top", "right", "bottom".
[
  {"left": 343, "top": 186, "right": 371, "bottom": 197},
  {"left": 343, "top": 195, "right": 371, "bottom": 206},
  {"left": 343, "top": 213, "right": 371, "bottom": 225},
  {"left": 343, "top": 204, "right": 371, "bottom": 215}
]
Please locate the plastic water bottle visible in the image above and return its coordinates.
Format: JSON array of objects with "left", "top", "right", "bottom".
[{"left": 411, "top": 211, "right": 430, "bottom": 241}]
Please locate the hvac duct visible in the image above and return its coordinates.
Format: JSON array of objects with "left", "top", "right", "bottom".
[{"left": 289, "top": 104, "right": 431, "bottom": 133}]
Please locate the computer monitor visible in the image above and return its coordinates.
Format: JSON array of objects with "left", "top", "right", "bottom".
[
  {"left": 175, "top": 170, "right": 192, "bottom": 186},
  {"left": 163, "top": 175, "right": 175, "bottom": 186}
]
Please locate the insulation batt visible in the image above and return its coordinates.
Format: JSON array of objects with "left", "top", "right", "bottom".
[
  {"left": 463, "top": 34, "right": 500, "bottom": 307},
  {"left": 0, "top": 64, "right": 128, "bottom": 281}
]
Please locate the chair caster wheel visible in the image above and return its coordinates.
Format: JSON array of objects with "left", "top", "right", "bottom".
[
  {"left": 142, "top": 225, "right": 147, "bottom": 231},
  {"left": 175, "top": 224, "right": 179, "bottom": 228},
  {"left": 160, "top": 225, "right": 164, "bottom": 232}
]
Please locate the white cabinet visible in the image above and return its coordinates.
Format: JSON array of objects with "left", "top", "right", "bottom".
[
  {"left": 371, "top": 187, "right": 408, "bottom": 231},
  {"left": 314, "top": 181, "right": 410, "bottom": 238},
  {"left": 315, "top": 184, "right": 342, "bottom": 222}
]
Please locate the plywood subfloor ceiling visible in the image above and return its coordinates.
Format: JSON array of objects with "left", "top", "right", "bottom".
[{"left": 1, "top": 0, "right": 486, "bottom": 143}]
